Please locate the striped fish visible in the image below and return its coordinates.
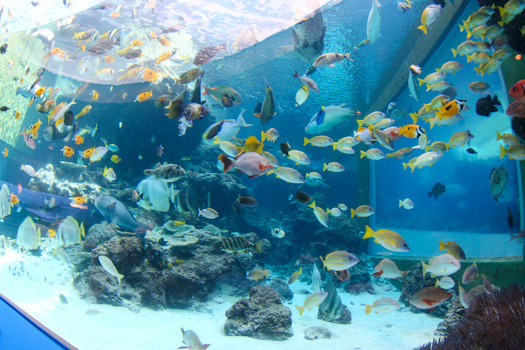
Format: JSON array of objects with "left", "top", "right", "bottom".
[
  {"left": 59, "top": 293, "right": 68, "bottom": 304},
  {"left": 320, "top": 250, "right": 359, "bottom": 271},
  {"left": 221, "top": 236, "right": 253, "bottom": 253}
]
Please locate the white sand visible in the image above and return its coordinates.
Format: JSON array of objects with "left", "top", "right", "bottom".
[{"left": 1, "top": 249, "right": 440, "bottom": 349}]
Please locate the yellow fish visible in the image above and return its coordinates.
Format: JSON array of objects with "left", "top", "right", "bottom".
[
  {"left": 90, "top": 90, "right": 99, "bottom": 101},
  {"left": 110, "top": 154, "right": 121, "bottom": 163},
  {"left": 287, "top": 268, "right": 302, "bottom": 284},
  {"left": 28, "top": 119, "right": 42, "bottom": 139},
  {"left": 436, "top": 99, "right": 468, "bottom": 120},
  {"left": 135, "top": 90, "right": 153, "bottom": 103},
  {"left": 363, "top": 225, "right": 410, "bottom": 252}
]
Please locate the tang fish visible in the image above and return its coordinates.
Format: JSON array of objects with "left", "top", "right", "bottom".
[{"left": 489, "top": 164, "right": 507, "bottom": 202}]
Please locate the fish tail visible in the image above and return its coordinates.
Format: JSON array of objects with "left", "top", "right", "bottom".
[
  {"left": 399, "top": 199, "right": 403, "bottom": 208},
  {"left": 421, "top": 261, "right": 429, "bottom": 277},
  {"left": 499, "top": 144, "right": 507, "bottom": 159},
  {"left": 459, "top": 23, "right": 465, "bottom": 33},
  {"left": 466, "top": 54, "right": 473, "bottom": 63},
  {"left": 497, "top": 20, "right": 504, "bottom": 27},
  {"left": 496, "top": 131, "right": 502, "bottom": 141},
  {"left": 117, "top": 273, "right": 124, "bottom": 286},
  {"left": 323, "top": 163, "right": 327, "bottom": 172},
  {"left": 365, "top": 304, "right": 372, "bottom": 315},
  {"left": 356, "top": 119, "right": 364, "bottom": 128},
  {"left": 417, "top": 25, "right": 427, "bottom": 35},
  {"left": 417, "top": 78, "right": 425, "bottom": 86},
  {"left": 498, "top": 6, "right": 505, "bottom": 20},
  {"left": 351, "top": 208, "right": 356, "bottom": 218},
  {"left": 474, "top": 66, "right": 484, "bottom": 76},
  {"left": 293, "top": 68, "right": 299, "bottom": 78},
  {"left": 409, "top": 113, "right": 418, "bottom": 124},
  {"left": 332, "top": 142, "right": 338, "bottom": 150},
  {"left": 492, "top": 94, "right": 501, "bottom": 106},
  {"left": 308, "top": 200, "right": 316, "bottom": 209},
  {"left": 236, "top": 110, "right": 251, "bottom": 128},
  {"left": 303, "top": 137, "right": 310, "bottom": 146},
  {"left": 451, "top": 48, "right": 458, "bottom": 58},
  {"left": 295, "top": 305, "right": 305, "bottom": 316},
  {"left": 434, "top": 280, "right": 440, "bottom": 287},
  {"left": 218, "top": 154, "right": 234, "bottom": 172},
  {"left": 360, "top": 150, "right": 366, "bottom": 159},
  {"left": 344, "top": 53, "right": 353, "bottom": 62},
  {"left": 402, "top": 162, "right": 408, "bottom": 170},
  {"left": 363, "top": 225, "right": 374, "bottom": 239},
  {"left": 438, "top": 240, "right": 446, "bottom": 251}
]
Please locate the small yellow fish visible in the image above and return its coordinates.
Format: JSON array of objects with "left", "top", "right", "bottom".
[
  {"left": 135, "top": 90, "right": 153, "bottom": 103},
  {"left": 110, "top": 154, "right": 121, "bottom": 163},
  {"left": 90, "top": 90, "right": 99, "bottom": 101},
  {"left": 247, "top": 269, "right": 271, "bottom": 281},
  {"left": 48, "top": 229, "right": 56, "bottom": 238},
  {"left": 74, "top": 135, "right": 84, "bottom": 145},
  {"left": 287, "top": 268, "right": 302, "bottom": 284}
]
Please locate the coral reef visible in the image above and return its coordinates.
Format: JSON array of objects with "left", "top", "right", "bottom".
[
  {"left": 400, "top": 262, "right": 454, "bottom": 318},
  {"left": 224, "top": 285, "right": 293, "bottom": 340},
  {"left": 74, "top": 229, "right": 266, "bottom": 310},
  {"left": 415, "top": 283, "right": 525, "bottom": 350},
  {"left": 304, "top": 326, "right": 331, "bottom": 340},
  {"left": 28, "top": 164, "right": 102, "bottom": 199},
  {"left": 434, "top": 285, "right": 494, "bottom": 338}
]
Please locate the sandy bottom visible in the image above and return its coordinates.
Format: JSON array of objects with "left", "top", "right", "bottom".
[{"left": 0, "top": 249, "right": 440, "bottom": 350}]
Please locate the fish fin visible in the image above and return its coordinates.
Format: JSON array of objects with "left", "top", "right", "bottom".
[
  {"left": 218, "top": 154, "right": 234, "bottom": 172},
  {"left": 421, "top": 261, "right": 428, "bottom": 277},
  {"left": 295, "top": 305, "right": 305, "bottom": 316},
  {"left": 417, "top": 25, "right": 427, "bottom": 35},
  {"left": 303, "top": 137, "right": 310, "bottom": 146},
  {"left": 362, "top": 225, "right": 374, "bottom": 239},
  {"left": 438, "top": 240, "right": 446, "bottom": 251},
  {"left": 107, "top": 201, "right": 117, "bottom": 211},
  {"left": 371, "top": 270, "right": 383, "bottom": 277},
  {"left": 451, "top": 48, "right": 457, "bottom": 58},
  {"left": 422, "top": 299, "right": 434, "bottom": 306},
  {"left": 499, "top": 144, "right": 506, "bottom": 159},
  {"left": 365, "top": 304, "right": 372, "bottom": 315},
  {"left": 492, "top": 94, "right": 501, "bottom": 106},
  {"left": 323, "top": 163, "right": 327, "bottom": 172},
  {"left": 253, "top": 113, "right": 261, "bottom": 118}
]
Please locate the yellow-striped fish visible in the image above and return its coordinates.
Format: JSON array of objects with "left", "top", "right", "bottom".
[
  {"left": 320, "top": 250, "right": 359, "bottom": 271},
  {"left": 363, "top": 226, "right": 410, "bottom": 252}
]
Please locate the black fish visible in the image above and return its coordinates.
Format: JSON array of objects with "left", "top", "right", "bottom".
[
  {"left": 0, "top": 106, "right": 9, "bottom": 112},
  {"left": 507, "top": 207, "right": 514, "bottom": 229},
  {"left": 191, "top": 73, "right": 203, "bottom": 104},
  {"left": 476, "top": 95, "right": 500, "bottom": 117},
  {"left": 280, "top": 141, "right": 291, "bottom": 156},
  {"left": 296, "top": 190, "right": 311, "bottom": 203},
  {"left": 124, "top": 49, "right": 142, "bottom": 59},
  {"left": 0, "top": 43, "right": 7, "bottom": 54},
  {"left": 305, "top": 66, "right": 317, "bottom": 75},
  {"left": 428, "top": 182, "right": 446, "bottom": 199},
  {"left": 466, "top": 148, "right": 478, "bottom": 155},
  {"left": 221, "top": 94, "right": 233, "bottom": 107},
  {"left": 253, "top": 101, "right": 262, "bottom": 115},
  {"left": 237, "top": 195, "right": 258, "bottom": 206},
  {"left": 206, "top": 120, "right": 225, "bottom": 140}
]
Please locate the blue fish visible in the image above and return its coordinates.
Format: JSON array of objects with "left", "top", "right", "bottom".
[{"left": 315, "top": 107, "right": 325, "bottom": 125}]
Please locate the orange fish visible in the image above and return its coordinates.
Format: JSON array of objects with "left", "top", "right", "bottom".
[
  {"left": 131, "top": 40, "right": 143, "bottom": 46},
  {"left": 158, "top": 35, "right": 170, "bottom": 46},
  {"left": 10, "top": 194, "right": 19, "bottom": 206},
  {"left": 141, "top": 68, "right": 160, "bottom": 82},
  {"left": 48, "top": 229, "right": 56, "bottom": 238},
  {"left": 14, "top": 111, "right": 21, "bottom": 120},
  {"left": 61, "top": 146, "right": 74, "bottom": 157},
  {"left": 28, "top": 119, "right": 43, "bottom": 138},
  {"left": 156, "top": 50, "right": 175, "bottom": 64},
  {"left": 135, "top": 90, "right": 153, "bottom": 102},
  {"left": 149, "top": 32, "right": 158, "bottom": 40},
  {"left": 72, "top": 196, "right": 86, "bottom": 205},
  {"left": 82, "top": 147, "right": 95, "bottom": 159},
  {"left": 74, "top": 135, "right": 84, "bottom": 145},
  {"left": 2, "top": 148, "right": 8, "bottom": 157},
  {"left": 104, "top": 56, "right": 115, "bottom": 63},
  {"left": 80, "top": 44, "right": 86, "bottom": 53}
]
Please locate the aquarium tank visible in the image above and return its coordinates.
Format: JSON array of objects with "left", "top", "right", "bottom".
[{"left": 1, "top": 0, "right": 525, "bottom": 349}]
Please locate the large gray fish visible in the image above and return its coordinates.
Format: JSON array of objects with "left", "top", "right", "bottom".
[
  {"left": 292, "top": 8, "right": 326, "bottom": 62},
  {"left": 489, "top": 164, "right": 507, "bottom": 202},
  {"left": 143, "top": 163, "right": 186, "bottom": 182},
  {"left": 253, "top": 79, "right": 276, "bottom": 125},
  {"left": 94, "top": 194, "right": 142, "bottom": 234}
]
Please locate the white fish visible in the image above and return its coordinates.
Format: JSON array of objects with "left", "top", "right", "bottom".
[
  {"left": 17, "top": 216, "right": 41, "bottom": 250},
  {"left": 90, "top": 147, "right": 108, "bottom": 163},
  {"left": 271, "top": 228, "right": 285, "bottom": 238},
  {"left": 308, "top": 200, "right": 329, "bottom": 228},
  {"left": 214, "top": 138, "right": 238, "bottom": 158},
  {"left": 179, "top": 328, "right": 210, "bottom": 350},
  {"left": 57, "top": 216, "right": 85, "bottom": 247},
  {"left": 305, "top": 104, "right": 358, "bottom": 134},
  {"left": 20, "top": 164, "right": 36, "bottom": 177},
  {"left": 418, "top": 4, "right": 442, "bottom": 35},
  {"left": 399, "top": 198, "right": 414, "bottom": 209},
  {"left": 0, "top": 184, "right": 12, "bottom": 219},
  {"left": 288, "top": 150, "right": 311, "bottom": 165},
  {"left": 327, "top": 207, "right": 342, "bottom": 217},
  {"left": 216, "top": 110, "right": 252, "bottom": 141},
  {"left": 338, "top": 203, "right": 348, "bottom": 211},
  {"left": 311, "top": 263, "right": 321, "bottom": 292},
  {"left": 198, "top": 208, "right": 219, "bottom": 219},
  {"left": 98, "top": 255, "right": 124, "bottom": 285},
  {"left": 295, "top": 85, "right": 309, "bottom": 106},
  {"left": 367, "top": 0, "right": 382, "bottom": 44}
]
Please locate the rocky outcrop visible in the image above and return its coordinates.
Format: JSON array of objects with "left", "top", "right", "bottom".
[
  {"left": 224, "top": 286, "right": 293, "bottom": 340},
  {"left": 268, "top": 277, "right": 294, "bottom": 301}
]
